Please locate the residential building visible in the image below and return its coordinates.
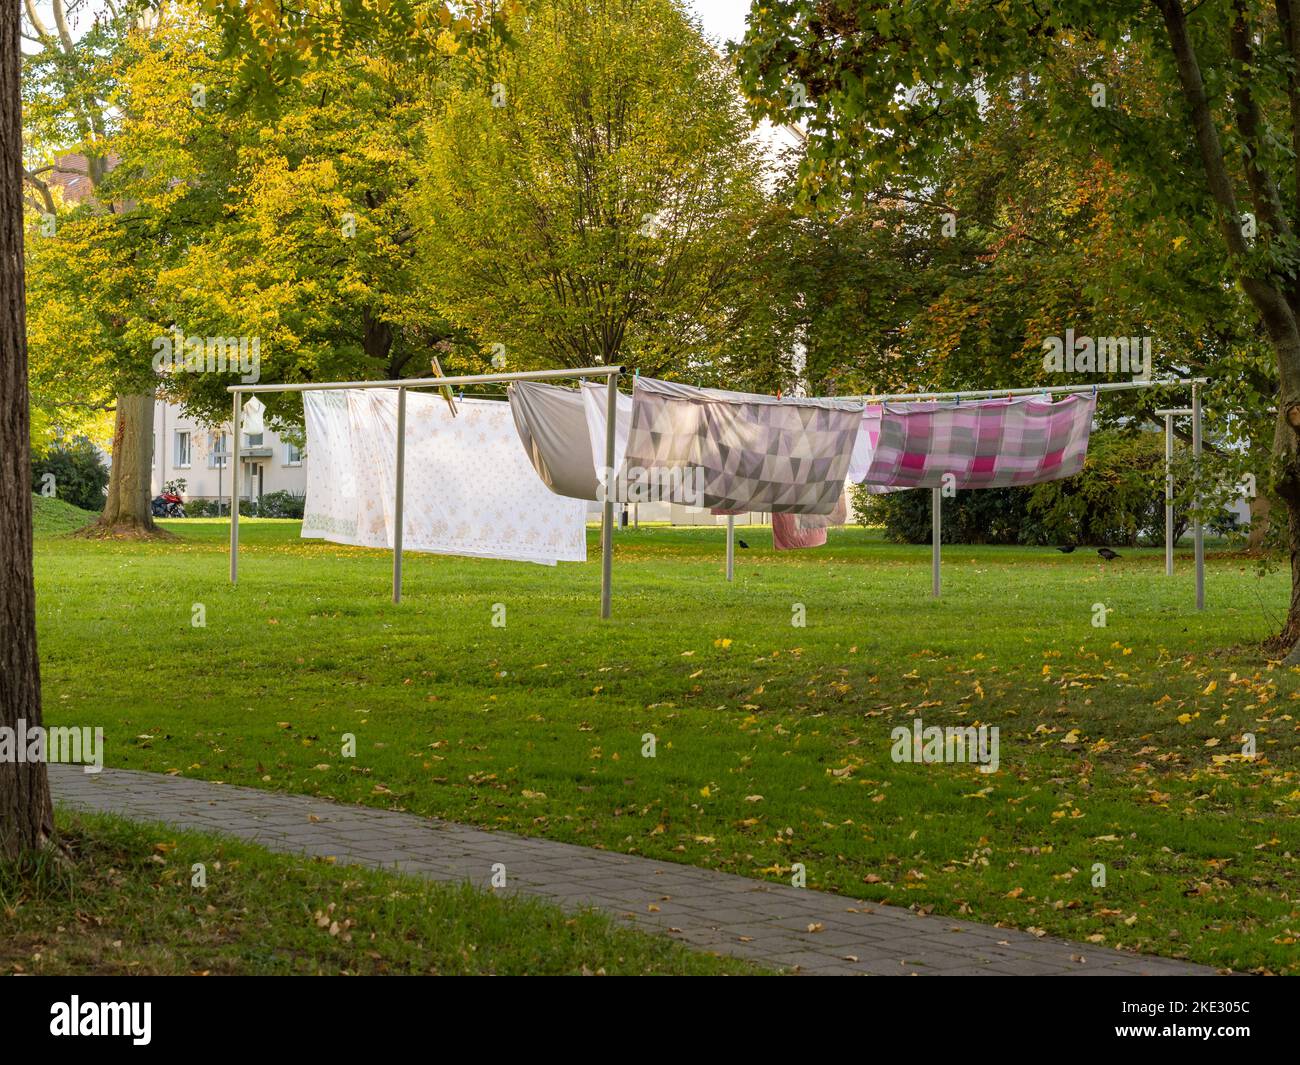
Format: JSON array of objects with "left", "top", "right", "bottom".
[{"left": 151, "top": 400, "right": 305, "bottom": 505}]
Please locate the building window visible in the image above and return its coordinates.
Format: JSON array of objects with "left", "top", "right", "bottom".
[
  {"left": 284, "top": 441, "right": 303, "bottom": 466},
  {"left": 244, "top": 432, "right": 264, "bottom": 448},
  {"left": 174, "top": 430, "right": 191, "bottom": 468},
  {"left": 208, "top": 432, "right": 228, "bottom": 469}
]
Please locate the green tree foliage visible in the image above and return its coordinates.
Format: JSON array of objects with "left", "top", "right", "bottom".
[
  {"left": 201, "top": 0, "right": 507, "bottom": 92},
  {"left": 27, "top": 4, "right": 472, "bottom": 442},
  {"left": 413, "top": 0, "right": 783, "bottom": 378}
]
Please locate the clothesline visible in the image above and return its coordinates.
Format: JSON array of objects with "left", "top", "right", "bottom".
[
  {"left": 227, "top": 365, "right": 625, "bottom": 615},
  {"left": 855, "top": 378, "right": 1209, "bottom": 403},
  {"left": 225, "top": 368, "right": 1210, "bottom": 618}
]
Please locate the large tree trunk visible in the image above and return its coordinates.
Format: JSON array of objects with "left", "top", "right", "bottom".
[
  {"left": 1272, "top": 405, "right": 1300, "bottom": 663},
  {"left": 0, "top": 0, "right": 54, "bottom": 858},
  {"left": 1281, "top": 501, "right": 1300, "bottom": 664},
  {"left": 1247, "top": 492, "right": 1271, "bottom": 550},
  {"left": 81, "top": 392, "right": 166, "bottom": 538}
]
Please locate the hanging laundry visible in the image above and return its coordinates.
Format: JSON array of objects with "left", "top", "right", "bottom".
[
  {"left": 581, "top": 381, "right": 633, "bottom": 492},
  {"left": 242, "top": 395, "right": 266, "bottom": 436},
  {"left": 851, "top": 393, "right": 1097, "bottom": 490},
  {"left": 772, "top": 512, "right": 827, "bottom": 550},
  {"left": 301, "top": 390, "right": 370, "bottom": 546},
  {"left": 795, "top": 490, "right": 848, "bottom": 531},
  {"left": 614, "top": 377, "right": 863, "bottom": 513},
  {"left": 508, "top": 382, "right": 601, "bottom": 501},
  {"left": 303, "top": 389, "right": 586, "bottom": 565}
]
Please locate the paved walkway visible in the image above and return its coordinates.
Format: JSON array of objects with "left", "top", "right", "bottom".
[{"left": 50, "top": 765, "right": 1216, "bottom": 976}]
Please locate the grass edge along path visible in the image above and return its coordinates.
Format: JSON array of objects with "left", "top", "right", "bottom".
[
  {"left": 0, "top": 805, "right": 765, "bottom": 976},
  {"left": 46, "top": 764, "right": 1216, "bottom": 976}
]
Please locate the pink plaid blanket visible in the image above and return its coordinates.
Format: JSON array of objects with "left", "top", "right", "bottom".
[{"left": 850, "top": 394, "right": 1097, "bottom": 490}]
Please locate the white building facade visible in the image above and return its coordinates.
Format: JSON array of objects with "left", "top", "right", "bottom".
[{"left": 151, "top": 399, "right": 306, "bottom": 504}]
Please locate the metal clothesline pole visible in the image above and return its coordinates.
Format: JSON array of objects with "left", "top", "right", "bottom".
[
  {"left": 600, "top": 370, "right": 620, "bottom": 618},
  {"left": 1155, "top": 407, "right": 1194, "bottom": 579},
  {"left": 931, "top": 487, "right": 941, "bottom": 598},
  {"left": 1164, "top": 412, "right": 1175, "bottom": 576},
  {"left": 227, "top": 365, "right": 624, "bottom": 395},
  {"left": 726, "top": 513, "right": 735, "bottom": 582},
  {"left": 1192, "top": 384, "right": 1205, "bottom": 610},
  {"left": 226, "top": 365, "right": 624, "bottom": 618},
  {"left": 392, "top": 387, "right": 407, "bottom": 604},
  {"left": 229, "top": 391, "right": 241, "bottom": 584},
  {"left": 857, "top": 377, "right": 1208, "bottom": 404}
]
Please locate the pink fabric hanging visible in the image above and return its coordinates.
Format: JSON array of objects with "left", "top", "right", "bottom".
[
  {"left": 772, "top": 511, "right": 827, "bottom": 550},
  {"left": 851, "top": 393, "right": 1096, "bottom": 490}
]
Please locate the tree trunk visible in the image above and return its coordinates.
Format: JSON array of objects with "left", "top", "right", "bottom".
[
  {"left": 82, "top": 392, "right": 166, "bottom": 538},
  {"left": 1272, "top": 405, "right": 1300, "bottom": 662},
  {"left": 1282, "top": 500, "right": 1300, "bottom": 664},
  {"left": 1247, "top": 492, "right": 1271, "bottom": 550},
  {"left": 0, "top": 0, "right": 54, "bottom": 858}
]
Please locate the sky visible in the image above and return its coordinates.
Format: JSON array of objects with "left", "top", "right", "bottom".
[{"left": 684, "top": 0, "right": 755, "bottom": 49}]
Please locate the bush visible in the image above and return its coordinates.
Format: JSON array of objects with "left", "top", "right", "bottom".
[
  {"left": 31, "top": 437, "right": 109, "bottom": 513},
  {"left": 257, "top": 490, "right": 306, "bottom": 519},
  {"left": 852, "top": 484, "right": 1039, "bottom": 545},
  {"left": 185, "top": 497, "right": 224, "bottom": 517}
]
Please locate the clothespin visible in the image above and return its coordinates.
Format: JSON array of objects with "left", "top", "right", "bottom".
[
  {"left": 777, "top": 388, "right": 783, "bottom": 401},
  {"left": 431, "top": 356, "right": 457, "bottom": 418}
]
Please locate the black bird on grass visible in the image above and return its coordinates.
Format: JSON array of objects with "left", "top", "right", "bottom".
[
  {"left": 1056, "top": 544, "right": 1076, "bottom": 553},
  {"left": 1097, "top": 547, "right": 1121, "bottom": 561},
  {"left": 737, "top": 539, "right": 750, "bottom": 549}
]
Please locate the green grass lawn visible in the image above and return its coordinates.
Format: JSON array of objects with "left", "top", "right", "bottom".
[
  {"left": 32, "top": 516, "right": 1300, "bottom": 974},
  {"left": 31, "top": 494, "right": 99, "bottom": 535},
  {"left": 0, "top": 809, "right": 760, "bottom": 975}
]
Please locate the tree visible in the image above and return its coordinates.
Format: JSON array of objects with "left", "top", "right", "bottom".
[
  {"left": 23, "top": 0, "right": 164, "bottom": 535},
  {"left": 414, "top": 0, "right": 782, "bottom": 378},
  {"left": 29, "top": 3, "right": 501, "bottom": 455},
  {"left": 736, "top": 1, "right": 1300, "bottom": 659},
  {"left": 2, "top": 0, "right": 53, "bottom": 858},
  {"left": 125, "top": 21, "right": 468, "bottom": 430}
]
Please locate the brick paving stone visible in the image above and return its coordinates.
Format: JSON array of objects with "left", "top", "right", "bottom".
[{"left": 49, "top": 765, "right": 1220, "bottom": 977}]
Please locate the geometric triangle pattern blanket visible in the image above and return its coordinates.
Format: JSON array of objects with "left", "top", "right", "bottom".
[
  {"left": 850, "top": 393, "right": 1097, "bottom": 491},
  {"left": 615, "top": 377, "right": 864, "bottom": 514}
]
